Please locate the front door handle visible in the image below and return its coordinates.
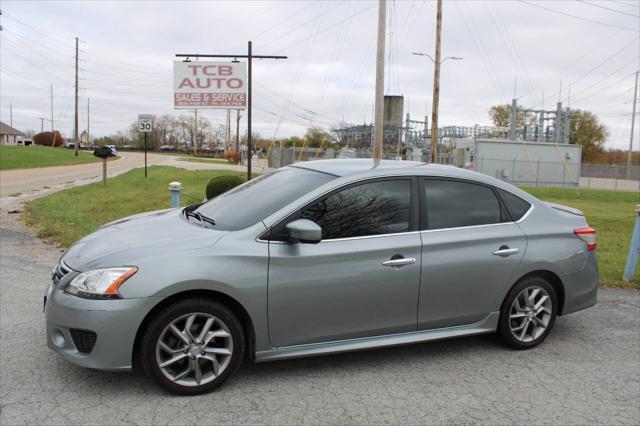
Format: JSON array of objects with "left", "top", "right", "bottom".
[
  {"left": 382, "top": 258, "right": 416, "bottom": 268},
  {"left": 493, "top": 246, "right": 519, "bottom": 257}
]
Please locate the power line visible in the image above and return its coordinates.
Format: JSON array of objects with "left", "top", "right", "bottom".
[
  {"left": 486, "top": 1, "right": 539, "bottom": 105},
  {"left": 547, "top": 37, "right": 639, "bottom": 102},
  {"left": 576, "top": 0, "right": 640, "bottom": 18},
  {"left": 518, "top": 0, "right": 639, "bottom": 32},
  {"left": 455, "top": 1, "right": 505, "bottom": 101},
  {"left": 572, "top": 70, "right": 638, "bottom": 105},
  {"left": 259, "top": 1, "right": 344, "bottom": 49},
  {"left": 276, "top": 3, "right": 377, "bottom": 54},
  {"left": 2, "top": 12, "right": 76, "bottom": 46}
]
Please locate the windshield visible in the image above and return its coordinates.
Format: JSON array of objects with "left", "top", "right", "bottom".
[{"left": 193, "top": 167, "right": 335, "bottom": 231}]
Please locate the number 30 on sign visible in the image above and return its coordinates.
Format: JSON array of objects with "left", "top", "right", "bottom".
[{"left": 138, "top": 114, "right": 153, "bottom": 132}]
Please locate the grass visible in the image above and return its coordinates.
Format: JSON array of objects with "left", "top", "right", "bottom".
[
  {"left": 23, "top": 166, "right": 246, "bottom": 247},
  {"left": 177, "top": 157, "right": 229, "bottom": 165},
  {"left": 0, "top": 145, "right": 102, "bottom": 170},
  {"left": 22, "top": 169, "right": 637, "bottom": 288},
  {"left": 521, "top": 187, "right": 638, "bottom": 288}
]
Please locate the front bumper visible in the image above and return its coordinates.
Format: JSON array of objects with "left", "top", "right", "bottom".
[{"left": 44, "top": 281, "right": 161, "bottom": 371}]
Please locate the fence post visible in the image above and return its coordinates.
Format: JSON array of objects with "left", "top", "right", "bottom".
[
  {"left": 169, "top": 182, "right": 182, "bottom": 208},
  {"left": 623, "top": 204, "right": 640, "bottom": 283}
]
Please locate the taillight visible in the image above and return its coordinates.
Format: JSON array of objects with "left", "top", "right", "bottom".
[{"left": 574, "top": 227, "right": 596, "bottom": 251}]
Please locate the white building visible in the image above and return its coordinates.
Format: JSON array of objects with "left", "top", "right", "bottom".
[{"left": 0, "top": 121, "right": 25, "bottom": 145}]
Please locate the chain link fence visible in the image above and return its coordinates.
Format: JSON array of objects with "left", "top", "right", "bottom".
[{"left": 265, "top": 147, "right": 639, "bottom": 191}]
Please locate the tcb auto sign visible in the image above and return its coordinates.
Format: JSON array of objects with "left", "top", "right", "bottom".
[{"left": 174, "top": 61, "right": 247, "bottom": 109}]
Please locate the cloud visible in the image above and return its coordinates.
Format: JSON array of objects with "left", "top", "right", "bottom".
[{"left": 1, "top": 0, "right": 638, "bottom": 150}]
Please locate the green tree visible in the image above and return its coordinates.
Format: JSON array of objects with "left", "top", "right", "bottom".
[
  {"left": 568, "top": 109, "right": 608, "bottom": 163},
  {"left": 488, "top": 104, "right": 531, "bottom": 128},
  {"left": 281, "top": 136, "right": 303, "bottom": 148},
  {"left": 305, "top": 127, "right": 330, "bottom": 148}
]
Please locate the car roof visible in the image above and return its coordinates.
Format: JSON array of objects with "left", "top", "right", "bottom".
[
  {"left": 290, "top": 159, "right": 426, "bottom": 177},
  {"left": 287, "top": 159, "right": 538, "bottom": 203}
]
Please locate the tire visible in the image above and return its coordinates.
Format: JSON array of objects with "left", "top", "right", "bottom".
[
  {"left": 140, "top": 298, "right": 244, "bottom": 395},
  {"left": 498, "top": 276, "right": 558, "bottom": 350}
]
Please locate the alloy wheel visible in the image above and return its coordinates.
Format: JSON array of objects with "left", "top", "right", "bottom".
[
  {"left": 509, "top": 286, "right": 553, "bottom": 343},
  {"left": 155, "top": 312, "right": 233, "bottom": 387}
]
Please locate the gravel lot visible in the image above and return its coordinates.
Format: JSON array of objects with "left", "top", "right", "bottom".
[{"left": 1, "top": 208, "right": 639, "bottom": 425}]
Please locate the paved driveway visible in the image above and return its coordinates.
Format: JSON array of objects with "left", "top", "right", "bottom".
[{"left": 1, "top": 210, "right": 639, "bottom": 425}]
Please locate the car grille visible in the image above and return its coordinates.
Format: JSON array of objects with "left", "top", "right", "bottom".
[
  {"left": 52, "top": 261, "right": 71, "bottom": 285},
  {"left": 70, "top": 329, "right": 97, "bottom": 354}
]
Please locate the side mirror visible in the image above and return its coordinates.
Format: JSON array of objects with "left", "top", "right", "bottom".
[{"left": 285, "top": 219, "right": 322, "bottom": 244}]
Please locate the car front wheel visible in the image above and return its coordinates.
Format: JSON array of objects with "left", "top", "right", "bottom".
[
  {"left": 140, "top": 298, "right": 244, "bottom": 395},
  {"left": 498, "top": 277, "right": 557, "bottom": 349}
]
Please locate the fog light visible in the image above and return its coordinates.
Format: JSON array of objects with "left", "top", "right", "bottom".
[{"left": 52, "top": 328, "right": 66, "bottom": 347}]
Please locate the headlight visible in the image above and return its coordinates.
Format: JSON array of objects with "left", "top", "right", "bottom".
[{"left": 65, "top": 267, "right": 138, "bottom": 299}]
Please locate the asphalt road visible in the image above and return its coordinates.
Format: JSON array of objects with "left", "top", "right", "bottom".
[{"left": 0, "top": 210, "right": 639, "bottom": 425}]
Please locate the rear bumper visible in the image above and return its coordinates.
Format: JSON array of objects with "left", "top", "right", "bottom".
[
  {"left": 561, "top": 251, "right": 599, "bottom": 315},
  {"left": 44, "top": 282, "right": 160, "bottom": 371}
]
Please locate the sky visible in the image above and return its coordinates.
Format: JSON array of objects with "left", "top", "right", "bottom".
[{"left": 0, "top": 0, "right": 639, "bottom": 150}]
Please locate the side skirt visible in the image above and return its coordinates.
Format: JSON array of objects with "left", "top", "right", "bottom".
[{"left": 255, "top": 311, "right": 500, "bottom": 363}]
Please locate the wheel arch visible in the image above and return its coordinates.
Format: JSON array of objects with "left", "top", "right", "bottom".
[
  {"left": 132, "top": 289, "right": 256, "bottom": 368},
  {"left": 508, "top": 270, "right": 566, "bottom": 315}
]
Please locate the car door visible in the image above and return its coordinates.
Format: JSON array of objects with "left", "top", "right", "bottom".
[
  {"left": 266, "top": 177, "right": 422, "bottom": 348},
  {"left": 417, "top": 178, "right": 527, "bottom": 330}
]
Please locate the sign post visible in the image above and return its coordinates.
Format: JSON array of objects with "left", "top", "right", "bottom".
[
  {"left": 174, "top": 46, "right": 287, "bottom": 180},
  {"left": 138, "top": 114, "right": 153, "bottom": 178}
]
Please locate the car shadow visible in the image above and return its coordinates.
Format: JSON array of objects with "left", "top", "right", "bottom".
[{"left": 59, "top": 318, "right": 585, "bottom": 397}]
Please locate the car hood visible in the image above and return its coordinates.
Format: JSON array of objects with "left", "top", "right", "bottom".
[{"left": 63, "top": 208, "right": 226, "bottom": 271}]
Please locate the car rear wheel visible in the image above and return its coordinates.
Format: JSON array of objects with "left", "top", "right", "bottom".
[
  {"left": 498, "top": 277, "right": 557, "bottom": 349},
  {"left": 140, "top": 298, "right": 244, "bottom": 395}
]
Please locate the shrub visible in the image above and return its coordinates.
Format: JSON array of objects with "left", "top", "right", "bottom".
[
  {"left": 224, "top": 150, "right": 240, "bottom": 164},
  {"left": 33, "top": 131, "right": 64, "bottom": 147},
  {"left": 205, "top": 174, "right": 244, "bottom": 200}
]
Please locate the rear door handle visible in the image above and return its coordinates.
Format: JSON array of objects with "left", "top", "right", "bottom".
[
  {"left": 493, "top": 247, "right": 519, "bottom": 257},
  {"left": 382, "top": 258, "right": 416, "bottom": 268}
]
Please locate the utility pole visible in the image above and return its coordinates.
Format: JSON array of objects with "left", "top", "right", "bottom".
[
  {"left": 9, "top": 104, "right": 12, "bottom": 127},
  {"left": 247, "top": 41, "right": 253, "bottom": 177},
  {"left": 74, "top": 37, "right": 79, "bottom": 156},
  {"left": 430, "top": 0, "right": 443, "bottom": 163},
  {"left": 50, "top": 85, "right": 53, "bottom": 133},
  {"left": 194, "top": 109, "right": 198, "bottom": 156},
  {"left": 175, "top": 43, "right": 287, "bottom": 180},
  {"left": 373, "top": 0, "right": 386, "bottom": 161},
  {"left": 50, "top": 84, "right": 55, "bottom": 147},
  {"left": 235, "top": 110, "right": 241, "bottom": 153},
  {"left": 39, "top": 117, "right": 44, "bottom": 133},
  {"left": 87, "top": 97, "right": 90, "bottom": 146},
  {"left": 224, "top": 109, "right": 231, "bottom": 151},
  {"left": 628, "top": 70, "right": 639, "bottom": 179}
]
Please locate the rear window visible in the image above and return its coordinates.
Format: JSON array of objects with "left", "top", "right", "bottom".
[
  {"left": 497, "top": 188, "right": 531, "bottom": 221},
  {"left": 422, "top": 179, "right": 504, "bottom": 230}
]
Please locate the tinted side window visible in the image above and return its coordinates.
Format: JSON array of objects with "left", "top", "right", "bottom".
[
  {"left": 300, "top": 179, "right": 411, "bottom": 240},
  {"left": 497, "top": 188, "right": 531, "bottom": 221},
  {"left": 422, "top": 179, "right": 503, "bottom": 230}
]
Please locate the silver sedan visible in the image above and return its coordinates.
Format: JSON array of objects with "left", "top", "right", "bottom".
[{"left": 44, "top": 159, "right": 598, "bottom": 395}]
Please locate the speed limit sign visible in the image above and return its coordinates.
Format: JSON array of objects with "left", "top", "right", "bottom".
[{"left": 138, "top": 114, "right": 153, "bottom": 133}]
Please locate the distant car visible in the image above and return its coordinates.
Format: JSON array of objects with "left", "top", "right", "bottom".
[
  {"left": 160, "top": 145, "right": 176, "bottom": 152},
  {"left": 44, "top": 160, "right": 598, "bottom": 395}
]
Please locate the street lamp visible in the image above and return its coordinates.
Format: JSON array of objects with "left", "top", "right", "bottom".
[
  {"left": 413, "top": 52, "right": 462, "bottom": 162},
  {"left": 412, "top": 53, "right": 463, "bottom": 65}
]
